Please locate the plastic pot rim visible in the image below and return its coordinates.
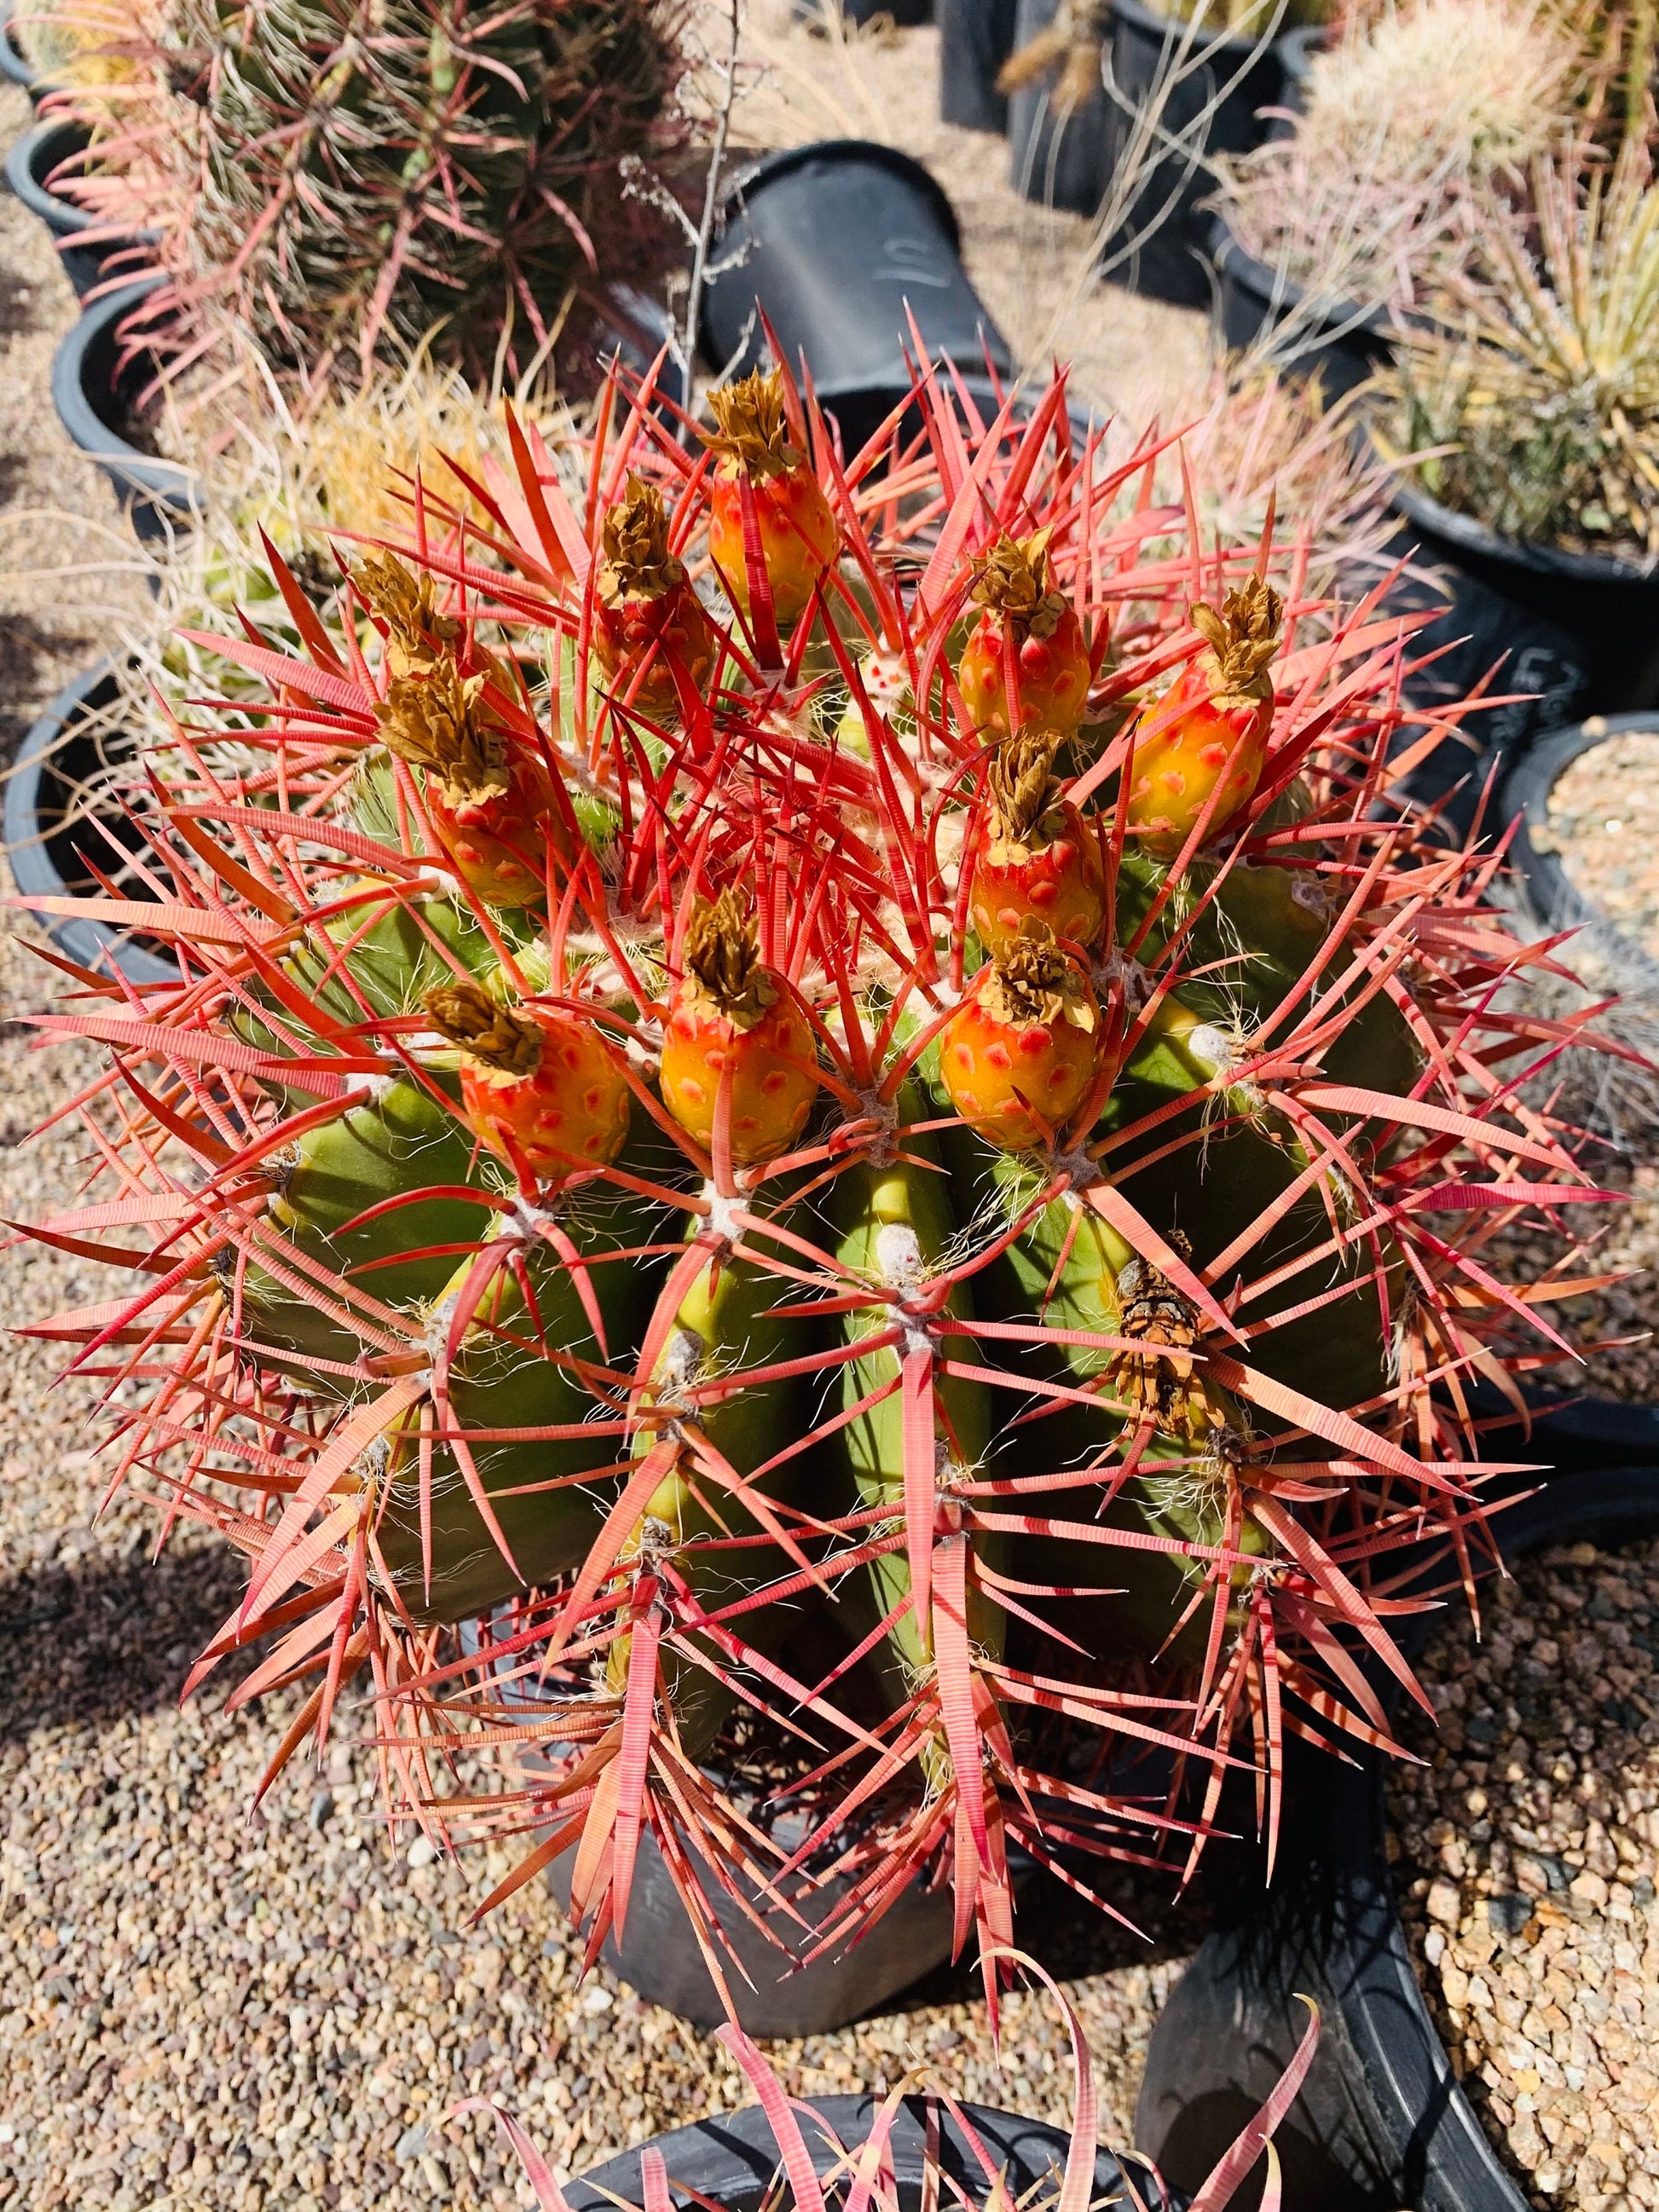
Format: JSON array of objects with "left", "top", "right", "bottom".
[
  {"left": 1208, "top": 215, "right": 1388, "bottom": 341},
  {"left": 3, "top": 657, "right": 177, "bottom": 989},
  {"left": 717, "top": 136, "right": 964, "bottom": 258},
  {"left": 5, "top": 115, "right": 96, "bottom": 235},
  {"left": 1498, "top": 710, "right": 1659, "bottom": 977},
  {"left": 565, "top": 2091, "right": 1178, "bottom": 2212},
  {"left": 50, "top": 275, "right": 201, "bottom": 522},
  {"left": 0, "top": 0, "right": 39, "bottom": 88},
  {"left": 1358, "top": 407, "right": 1659, "bottom": 590}
]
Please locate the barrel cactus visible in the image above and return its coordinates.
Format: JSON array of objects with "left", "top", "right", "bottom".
[
  {"left": 16, "top": 359, "right": 1618, "bottom": 2016},
  {"left": 65, "top": 0, "right": 680, "bottom": 381}
]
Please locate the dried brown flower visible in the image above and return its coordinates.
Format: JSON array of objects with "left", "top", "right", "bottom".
[{"left": 424, "top": 981, "right": 542, "bottom": 1076}]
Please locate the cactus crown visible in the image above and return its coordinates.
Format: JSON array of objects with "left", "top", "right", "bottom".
[
  {"left": 681, "top": 887, "right": 777, "bottom": 1023},
  {"left": 375, "top": 661, "right": 506, "bottom": 799},
  {"left": 702, "top": 368, "right": 803, "bottom": 479},
  {"left": 1190, "top": 576, "right": 1285, "bottom": 707},
  {"left": 424, "top": 983, "right": 542, "bottom": 1076},
  {"left": 986, "top": 729, "right": 1065, "bottom": 844},
  {"left": 969, "top": 527, "right": 1067, "bottom": 638},
  {"left": 599, "top": 476, "right": 685, "bottom": 602},
  {"left": 980, "top": 919, "right": 1095, "bottom": 1030}
]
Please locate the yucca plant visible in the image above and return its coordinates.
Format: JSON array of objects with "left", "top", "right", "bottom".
[
  {"left": 13, "top": 352, "right": 1627, "bottom": 2019},
  {"left": 1380, "top": 141, "right": 1659, "bottom": 557},
  {"left": 59, "top": 0, "right": 681, "bottom": 386}
]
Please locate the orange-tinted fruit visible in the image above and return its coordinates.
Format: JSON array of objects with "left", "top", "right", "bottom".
[
  {"left": 955, "top": 528, "right": 1090, "bottom": 738},
  {"left": 1126, "top": 578, "right": 1283, "bottom": 856},
  {"left": 425, "top": 984, "right": 631, "bottom": 1188},
  {"left": 657, "top": 887, "right": 820, "bottom": 1164},
  {"left": 969, "top": 731, "right": 1105, "bottom": 951},
  {"left": 940, "top": 925, "right": 1102, "bottom": 1152},
  {"left": 428, "top": 749, "right": 566, "bottom": 909},
  {"left": 592, "top": 476, "right": 716, "bottom": 722},
  {"left": 708, "top": 466, "right": 838, "bottom": 632},
  {"left": 701, "top": 367, "right": 839, "bottom": 633}
]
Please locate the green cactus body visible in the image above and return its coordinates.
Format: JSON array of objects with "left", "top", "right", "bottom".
[
  {"left": 606, "top": 1217, "right": 818, "bottom": 1756},
  {"left": 227, "top": 1071, "right": 490, "bottom": 1383},
  {"left": 829, "top": 1110, "right": 999, "bottom": 1706},
  {"left": 376, "top": 1152, "right": 669, "bottom": 1624}
]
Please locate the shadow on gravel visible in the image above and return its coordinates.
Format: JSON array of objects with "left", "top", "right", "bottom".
[
  {"left": 0, "top": 612, "right": 96, "bottom": 770},
  {"left": 0, "top": 1539, "right": 249, "bottom": 1742}
]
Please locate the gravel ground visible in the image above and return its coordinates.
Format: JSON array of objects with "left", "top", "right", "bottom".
[
  {"left": 1391, "top": 1537, "right": 1659, "bottom": 2211},
  {"left": 1540, "top": 730, "right": 1659, "bottom": 964}
]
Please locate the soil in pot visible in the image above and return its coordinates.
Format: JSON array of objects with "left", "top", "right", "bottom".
[
  {"left": 1530, "top": 727, "right": 1659, "bottom": 961},
  {"left": 1389, "top": 1532, "right": 1659, "bottom": 2210}
]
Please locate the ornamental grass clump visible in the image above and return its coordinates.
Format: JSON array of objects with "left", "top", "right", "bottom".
[
  {"left": 57, "top": 0, "right": 682, "bottom": 386},
  {"left": 1381, "top": 143, "right": 1659, "bottom": 558},
  {"left": 10, "top": 353, "right": 1633, "bottom": 2019}
]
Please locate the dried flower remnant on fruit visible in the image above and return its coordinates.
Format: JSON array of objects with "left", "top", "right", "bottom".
[
  {"left": 969, "top": 528, "right": 1068, "bottom": 640},
  {"left": 1112, "top": 1239, "right": 1202, "bottom": 1424},
  {"left": 986, "top": 730, "right": 1066, "bottom": 852},
  {"left": 424, "top": 982, "right": 543, "bottom": 1077},
  {"left": 980, "top": 919, "right": 1098, "bottom": 1034},
  {"left": 702, "top": 368, "right": 802, "bottom": 480},
  {"left": 598, "top": 477, "right": 686, "bottom": 604},
  {"left": 354, "top": 551, "right": 460, "bottom": 677},
  {"left": 376, "top": 659, "right": 508, "bottom": 803},
  {"left": 1190, "top": 577, "right": 1284, "bottom": 710},
  {"left": 680, "top": 889, "right": 777, "bottom": 1028}
]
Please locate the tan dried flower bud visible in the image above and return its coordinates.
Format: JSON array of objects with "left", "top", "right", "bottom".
[{"left": 423, "top": 982, "right": 542, "bottom": 1077}]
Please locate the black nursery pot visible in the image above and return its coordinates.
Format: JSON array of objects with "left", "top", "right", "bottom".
[
  {"left": 1006, "top": 0, "right": 1113, "bottom": 215},
  {"left": 1384, "top": 462, "right": 1659, "bottom": 722},
  {"left": 52, "top": 277, "right": 199, "bottom": 542},
  {"left": 1135, "top": 1465, "right": 1659, "bottom": 2212},
  {"left": 568, "top": 2094, "right": 1180, "bottom": 2212},
  {"left": 1102, "top": 0, "right": 1285, "bottom": 308},
  {"left": 1275, "top": 20, "right": 1323, "bottom": 113},
  {"left": 699, "top": 140, "right": 1014, "bottom": 459},
  {"left": 3, "top": 661, "right": 175, "bottom": 987},
  {"left": 940, "top": 0, "right": 1020, "bottom": 132},
  {"left": 5, "top": 118, "right": 111, "bottom": 297},
  {"left": 469, "top": 1630, "right": 957, "bottom": 2036},
  {"left": 0, "top": 0, "right": 40, "bottom": 90},
  {"left": 795, "top": 0, "right": 934, "bottom": 23},
  {"left": 1209, "top": 217, "right": 1389, "bottom": 399}
]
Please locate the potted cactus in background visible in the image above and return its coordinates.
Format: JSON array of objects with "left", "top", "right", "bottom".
[
  {"left": 10, "top": 349, "right": 1625, "bottom": 2038},
  {"left": 1371, "top": 140, "right": 1659, "bottom": 715},
  {"left": 48, "top": 0, "right": 684, "bottom": 391},
  {"left": 1207, "top": 0, "right": 1584, "bottom": 389}
]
